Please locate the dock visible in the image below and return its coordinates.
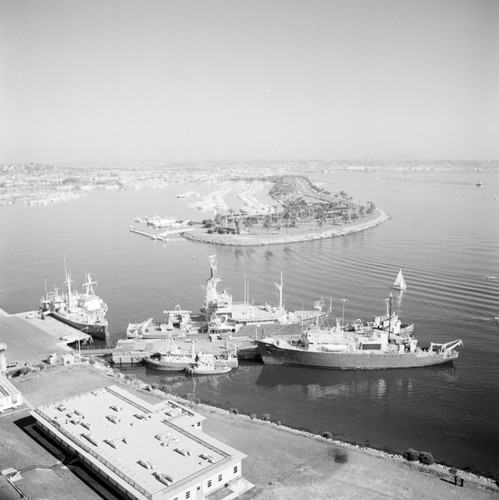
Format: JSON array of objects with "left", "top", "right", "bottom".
[
  {"left": 107, "top": 334, "right": 259, "bottom": 365},
  {"left": 0, "top": 310, "right": 260, "bottom": 370},
  {"left": 129, "top": 225, "right": 194, "bottom": 241}
]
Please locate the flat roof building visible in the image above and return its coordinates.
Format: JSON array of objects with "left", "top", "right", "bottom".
[
  {"left": 0, "top": 375, "right": 23, "bottom": 413},
  {"left": 30, "top": 385, "right": 252, "bottom": 499}
]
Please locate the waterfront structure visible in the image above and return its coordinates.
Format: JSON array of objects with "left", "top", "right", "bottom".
[
  {"left": 0, "top": 374, "right": 23, "bottom": 413},
  {"left": 30, "top": 385, "right": 252, "bottom": 500}
]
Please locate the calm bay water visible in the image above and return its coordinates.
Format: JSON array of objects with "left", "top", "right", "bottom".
[{"left": 1, "top": 168, "right": 499, "bottom": 477}]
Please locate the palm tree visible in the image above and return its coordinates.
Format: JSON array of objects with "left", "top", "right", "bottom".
[{"left": 263, "top": 215, "right": 271, "bottom": 234}]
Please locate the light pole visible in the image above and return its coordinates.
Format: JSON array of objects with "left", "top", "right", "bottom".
[{"left": 277, "top": 409, "right": 284, "bottom": 425}]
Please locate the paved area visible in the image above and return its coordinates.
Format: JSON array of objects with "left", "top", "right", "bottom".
[
  {"left": 1, "top": 312, "right": 498, "bottom": 500},
  {"left": 0, "top": 313, "right": 75, "bottom": 368}
]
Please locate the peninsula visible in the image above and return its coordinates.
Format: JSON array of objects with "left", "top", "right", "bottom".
[
  {"left": 183, "top": 207, "right": 389, "bottom": 246},
  {"left": 182, "top": 175, "right": 389, "bottom": 246}
]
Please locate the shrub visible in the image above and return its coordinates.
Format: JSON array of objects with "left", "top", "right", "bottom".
[
  {"left": 195, "top": 398, "right": 201, "bottom": 405},
  {"left": 229, "top": 408, "right": 239, "bottom": 415},
  {"left": 10, "top": 366, "right": 31, "bottom": 378},
  {"left": 261, "top": 413, "right": 270, "bottom": 421},
  {"left": 418, "top": 451, "right": 434, "bottom": 465},
  {"left": 334, "top": 449, "right": 348, "bottom": 464},
  {"left": 186, "top": 393, "right": 195, "bottom": 402},
  {"left": 403, "top": 448, "right": 420, "bottom": 461},
  {"left": 250, "top": 413, "right": 257, "bottom": 420},
  {"left": 321, "top": 431, "right": 333, "bottom": 439}
]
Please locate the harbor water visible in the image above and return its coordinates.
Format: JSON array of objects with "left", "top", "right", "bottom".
[{"left": 1, "top": 167, "right": 498, "bottom": 478}]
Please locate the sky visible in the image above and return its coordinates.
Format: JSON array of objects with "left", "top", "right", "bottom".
[{"left": 1, "top": 0, "right": 499, "bottom": 164}]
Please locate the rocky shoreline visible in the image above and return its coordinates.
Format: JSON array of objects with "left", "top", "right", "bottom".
[{"left": 182, "top": 208, "right": 391, "bottom": 246}]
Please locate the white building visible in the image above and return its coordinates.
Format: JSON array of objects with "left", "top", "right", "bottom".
[
  {"left": 30, "top": 385, "right": 252, "bottom": 499},
  {"left": 0, "top": 375, "right": 23, "bottom": 413}
]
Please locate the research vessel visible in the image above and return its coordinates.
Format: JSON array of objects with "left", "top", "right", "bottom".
[
  {"left": 256, "top": 297, "right": 462, "bottom": 370},
  {"left": 202, "top": 255, "right": 322, "bottom": 338},
  {"left": 40, "top": 270, "right": 108, "bottom": 340}
]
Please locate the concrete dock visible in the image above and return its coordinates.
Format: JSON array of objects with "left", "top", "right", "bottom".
[
  {"left": 0, "top": 311, "right": 88, "bottom": 368},
  {"left": 0, "top": 310, "right": 260, "bottom": 369}
]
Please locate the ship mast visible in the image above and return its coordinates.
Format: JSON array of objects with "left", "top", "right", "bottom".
[
  {"left": 387, "top": 293, "right": 393, "bottom": 339},
  {"left": 63, "top": 256, "right": 72, "bottom": 299},
  {"left": 275, "top": 272, "right": 283, "bottom": 310}
]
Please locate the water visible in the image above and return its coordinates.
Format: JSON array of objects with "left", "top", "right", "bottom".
[{"left": 1, "top": 168, "right": 499, "bottom": 477}]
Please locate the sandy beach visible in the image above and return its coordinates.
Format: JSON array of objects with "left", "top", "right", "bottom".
[{"left": 182, "top": 209, "right": 390, "bottom": 246}]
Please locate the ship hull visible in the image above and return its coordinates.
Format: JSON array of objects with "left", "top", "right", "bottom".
[
  {"left": 255, "top": 340, "right": 459, "bottom": 370},
  {"left": 50, "top": 312, "right": 108, "bottom": 340},
  {"left": 143, "top": 357, "right": 194, "bottom": 371}
]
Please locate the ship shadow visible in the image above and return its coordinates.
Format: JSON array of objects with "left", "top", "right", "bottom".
[{"left": 255, "top": 363, "right": 458, "bottom": 390}]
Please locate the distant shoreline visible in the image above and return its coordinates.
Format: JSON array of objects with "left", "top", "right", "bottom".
[{"left": 182, "top": 208, "right": 390, "bottom": 246}]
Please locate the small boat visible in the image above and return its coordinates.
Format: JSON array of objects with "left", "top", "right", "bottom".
[
  {"left": 476, "top": 180, "right": 483, "bottom": 186},
  {"left": 485, "top": 276, "right": 496, "bottom": 280},
  {"left": 185, "top": 352, "right": 233, "bottom": 375},
  {"left": 143, "top": 342, "right": 197, "bottom": 371},
  {"left": 390, "top": 269, "right": 407, "bottom": 290}
]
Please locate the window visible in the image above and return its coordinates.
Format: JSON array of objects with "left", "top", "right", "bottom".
[
  {"left": 218, "top": 474, "right": 222, "bottom": 482},
  {"left": 233, "top": 465, "right": 238, "bottom": 474},
  {"left": 207, "top": 480, "right": 212, "bottom": 488},
  {"left": 186, "top": 492, "right": 190, "bottom": 499}
]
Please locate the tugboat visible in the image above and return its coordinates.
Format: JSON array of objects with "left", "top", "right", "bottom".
[
  {"left": 256, "top": 296, "right": 462, "bottom": 370},
  {"left": 185, "top": 352, "right": 235, "bottom": 375},
  {"left": 39, "top": 266, "right": 108, "bottom": 340}
]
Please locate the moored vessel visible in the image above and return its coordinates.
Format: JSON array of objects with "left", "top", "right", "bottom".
[
  {"left": 185, "top": 351, "right": 236, "bottom": 375},
  {"left": 202, "top": 255, "right": 323, "bottom": 338},
  {"left": 143, "top": 342, "right": 197, "bottom": 371},
  {"left": 40, "top": 267, "right": 108, "bottom": 340},
  {"left": 256, "top": 296, "right": 462, "bottom": 370},
  {"left": 126, "top": 306, "right": 206, "bottom": 340}
]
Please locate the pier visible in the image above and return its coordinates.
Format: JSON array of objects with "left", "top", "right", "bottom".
[{"left": 129, "top": 225, "right": 194, "bottom": 241}]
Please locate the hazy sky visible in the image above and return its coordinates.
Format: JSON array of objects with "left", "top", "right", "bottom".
[{"left": 1, "top": 0, "right": 498, "bottom": 164}]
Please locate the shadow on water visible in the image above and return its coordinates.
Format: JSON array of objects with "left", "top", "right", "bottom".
[{"left": 255, "top": 363, "right": 459, "bottom": 392}]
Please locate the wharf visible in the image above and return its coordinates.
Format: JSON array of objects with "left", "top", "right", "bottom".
[
  {"left": 0, "top": 312, "right": 89, "bottom": 367},
  {"left": 129, "top": 225, "right": 194, "bottom": 241},
  {"left": 108, "top": 333, "right": 260, "bottom": 365}
]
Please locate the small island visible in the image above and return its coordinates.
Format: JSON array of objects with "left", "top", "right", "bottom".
[{"left": 182, "top": 175, "right": 390, "bottom": 246}]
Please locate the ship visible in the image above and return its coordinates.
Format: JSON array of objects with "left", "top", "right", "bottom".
[
  {"left": 201, "top": 255, "right": 322, "bottom": 338},
  {"left": 185, "top": 351, "right": 237, "bottom": 375},
  {"left": 126, "top": 306, "right": 206, "bottom": 339},
  {"left": 143, "top": 342, "right": 198, "bottom": 371},
  {"left": 39, "top": 269, "right": 108, "bottom": 340},
  {"left": 256, "top": 296, "right": 463, "bottom": 370},
  {"left": 143, "top": 340, "right": 238, "bottom": 372}
]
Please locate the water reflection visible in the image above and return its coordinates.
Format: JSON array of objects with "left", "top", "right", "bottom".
[{"left": 255, "top": 364, "right": 458, "bottom": 401}]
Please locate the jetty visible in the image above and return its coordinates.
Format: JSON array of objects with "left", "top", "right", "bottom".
[{"left": 129, "top": 225, "right": 194, "bottom": 241}]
